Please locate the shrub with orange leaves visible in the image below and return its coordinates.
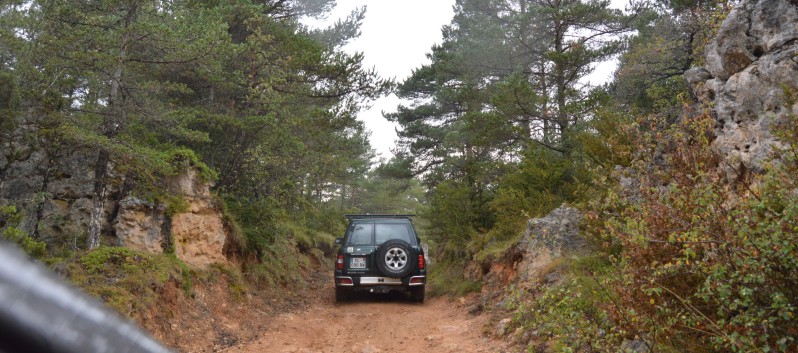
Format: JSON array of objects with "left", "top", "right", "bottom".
[{"left": 593, "top": 101, "right": 798, "bottom": 352}]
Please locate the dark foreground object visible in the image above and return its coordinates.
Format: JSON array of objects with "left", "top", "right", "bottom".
[{"left": 0, "top": 243, "right": 173, "bottom": 353}]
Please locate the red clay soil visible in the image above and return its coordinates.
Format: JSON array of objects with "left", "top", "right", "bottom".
[{"left": 222, "top": 289, "right": 500, "bottom": 353}]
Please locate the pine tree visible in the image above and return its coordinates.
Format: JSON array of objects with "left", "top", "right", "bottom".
[{"left": 386, "top": 0, "right": 634, "bottom": 259}]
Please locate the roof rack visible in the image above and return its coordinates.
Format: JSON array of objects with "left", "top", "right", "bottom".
[{"left": 345, "top": 214, "right": 416, "bottom": 219}]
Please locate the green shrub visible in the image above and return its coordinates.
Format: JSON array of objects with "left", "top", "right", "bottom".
[
  {"left": 167, "top": 147, "right": 218, "bottom": 182},
  {"left": 69, "top": 247, "right": 192, "bottom": 316},
  {"left": 428, "top": 261, "right": 482, "bottom": 297},
  {"left": 594, "top": 109, "right": 798, "bottom": 351},
  {"left": 242, "top": 236, "right": 306, "bottom": 291},
  {"left": 1, "top": 205, "right": 47, "bottom": 258},
  {"left": 505, "top": 254, "right": 635, "bottom": 352},
  {"left": 209, "top": 263, "right": 248, "bottom": 300},
  {"left": 224, "top": 196, "right": 283, "bottom": 257}
]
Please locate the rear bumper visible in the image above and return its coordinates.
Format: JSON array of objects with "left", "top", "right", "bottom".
[
  {"left": 335, "top": 275, "right": 426, "bottom": 287},
  {"left": 407, "top": 276, "right": 426, "bottom": 286}
]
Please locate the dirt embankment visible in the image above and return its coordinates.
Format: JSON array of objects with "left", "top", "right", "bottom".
[{"left": 146, "top": 269, "right": 324, "bottom": 353}]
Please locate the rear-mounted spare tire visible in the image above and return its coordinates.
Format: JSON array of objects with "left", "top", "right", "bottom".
[{"left": 376, "top": 239, "right": 414, "bottom": 278}]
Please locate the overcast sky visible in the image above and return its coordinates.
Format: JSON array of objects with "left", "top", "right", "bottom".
[
  {"left": 321, "top": 0, "right": 624, "bottom": 161},
  {"left": 319, "top": 0, "right": 456, "bottom": 161}
]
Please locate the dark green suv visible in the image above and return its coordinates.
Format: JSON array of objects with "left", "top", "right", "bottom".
[{"left": 334, "top": 215, "right": 426, "bottom": 303}]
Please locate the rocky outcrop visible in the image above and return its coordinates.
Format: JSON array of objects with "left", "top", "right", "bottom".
[
  {"left": 113, "top": 170, "right": 228, "bottom": 268},
  {"left": 470, "top": 205, "right": 586, "bottom": 343},
  {"left": 508, "top": 206, "right": 586, "bottom": 290},
  {"left": 474, "top": 205, "right": 586, "bottom": 302},
  {"left": 1, "top": 125, "right": 229, "bottom": 268},
  {"left": 171, "top": 200, "right": 227, "bottom": 268},
  {"left": 0, "top": 135, "right": 101, "bottom": 245},
  {"left": 169, "top": 170, "right": 227, "bottom": 268},
  {"left": 687, "top": 0, "right": 798, "bottom": 181},
  {"left": 519, "top": 206, "right": 585, "bottom": 257},
  {"left": 114, "top": 198, "right": 168, "bottom": 254}
]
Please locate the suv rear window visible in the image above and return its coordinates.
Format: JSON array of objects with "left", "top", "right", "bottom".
[
  {"left": 345, "top": 219, "right": 417, "bottom": 246},
  {"left": 347, "top": 223, "right": 372, "bottom": 246},
  {"left": 375, "top": 223, "right": 413, "bottom": 244}
]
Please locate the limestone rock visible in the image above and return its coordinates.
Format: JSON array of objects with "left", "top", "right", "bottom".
[
  {"left": 0, "top": 143, "right": 103, "bottom": 244},
  {"left": 620, "top": 334, "right": 653, "bottom": 353},
  {"left": 691, "top": 0, "right": 798, "bottom": 181},
  {"left": 684, "top": 68, "right": 712, "bottom": 102},
  {"left": 704, "top": 1, "right": 756, "bottom": 81},
  {"left": 115, "top": 171, "right": 228, "bottom": 268},
  {"left": 1, "top": 120, "right": 229, "bottom": 268},
  {"left": 115, "top": 198, "right": 167, "bottom": 254},
  {"left": 749, "top": 0, "right": 798, "bottom": 53},
  {"left": 519, "top": 205, "right": 585, "bottom": 258},
  {"left": 172, "top": 197, "right": 227, "bottom": 268},
  {"left": 495, "top": 318, "right": 512, "bottom": 336},
  {"left": 169, "top": 168, "right": 211, "bottom": 198},
  {"left": 475, "top": 205, "right": 585, "bottom": 300}
]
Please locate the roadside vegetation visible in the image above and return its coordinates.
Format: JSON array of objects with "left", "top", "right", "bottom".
[
  {"left": 0, "top": 0, "right": 420, "bottom": 331},
  {"left": 382, "top": 0, "right": 797, "bottom": 351}
]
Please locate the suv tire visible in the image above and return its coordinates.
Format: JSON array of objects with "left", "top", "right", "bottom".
[{"left": 376, "top": 239, "right": 414, "bottom": 278}]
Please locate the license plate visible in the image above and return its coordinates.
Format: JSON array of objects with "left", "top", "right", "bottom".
[{"left": 350, "top": 257, "right": 366, "bottom": 269}]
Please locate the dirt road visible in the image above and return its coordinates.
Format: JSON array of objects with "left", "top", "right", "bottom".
[{"left": 223, "top": 290, "right": 500, "bottom": 353}]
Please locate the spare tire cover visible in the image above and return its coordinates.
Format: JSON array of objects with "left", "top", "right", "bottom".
[{"left": 376, "top": 239, "right": 414, "bottom": 278}]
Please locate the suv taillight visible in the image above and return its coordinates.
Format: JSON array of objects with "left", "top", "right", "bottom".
[
  {"left": 337, "top": 255, "right": 344, "bottom": 270},
  {"left": 418, "top": 254, "right": 425, "bottom": 270}
]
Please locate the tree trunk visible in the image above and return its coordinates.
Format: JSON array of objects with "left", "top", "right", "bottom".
[
  {"left": 540, "top": 62, "right": 550, "bottom": 145},
  {"left": 31, "top": 155, "right": 54, "bottom": 240},
  {"left": 86, "top": 5, "right": 134, "bottom": 249},
  {"left": 86, "top": 150, "right": 109, "bottom": 250}
]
